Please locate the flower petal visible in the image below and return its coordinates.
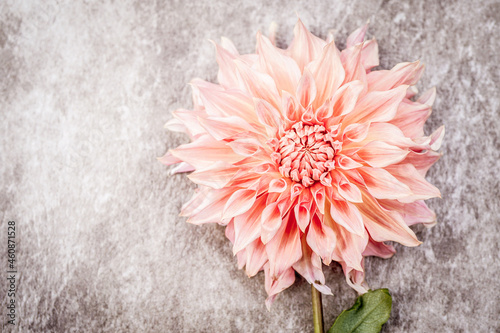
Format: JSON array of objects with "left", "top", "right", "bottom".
[
  {"left": 345, "top": 84, "right": 408, "bottom": 124},
  {"left": 341, "top": 43, "right": 367, "bottom": 85},
  {"left": 329, "top": 199, "right": 365, "bottom": 236},
  {"left": 311, "top": 184, "right": 326, "bottom": 214},
  {"left": 269, "top": 178, "right": 288, "bottom": 193},
  {"left": 158, "top": 151, "right": 182, "bottom": 166},
  {"left": 293, "top": 236, "right": 332, "bottom": 295},
  {"left": 185, "top": 188, "right": 234, "bottom": 224},
  {"left": 213, "top": 42, "right": 242, "bottom": 89},
  {"left": 336, "top": 154, "right": 363, "bottom": 170},
  {"left": 363, "top": 238, "right": 396, "bottom": 259},
  {"left": 307, "top": 41, "right": 346, "bottom": 109},
  {"left": 198, "top": 115, "right": 256, "bottom": 141},
  {"left": 340, "top": 262, "right": 369, "bottom": 294},
  {"left": 170, "top": 108, "right": 207, "bottom": 136},
  {"left": 390, "top": 98, "right": 432, "bottom": 138},
  {"left": 306, "top": 214, "right": 336, "bottom": 264},
  {"left": 342, "top": 122, "right": 370, "bottom": 144},
  {"left": 295, "top": 68, "right": 317, "bottom": 108},
  {"left": 367, "top": 60, "right": 424, "bottom": 91},
  {"left": 325, "top": 199, "right": 367, "bottom": 271},
  {"left": 264, "top": 264, "right": 295, "bottom": 310},
  {"left": 257, "top": 32, "right": 301, "bottom": 94},
  {"left": 385, "top": 164, "right": 441, "bottom": 202},
  {"left": 346, "top": 23, "right": 368, "bottom": 47},
  {"left": 357, "top": 191, "right": 421, "bottom": 246},
  {"left": 233, "top": 59, "right": 281, "bottom": 109},
  {"left": 220, "top": 36, "right": 239, "bottom": 54},
  {"left": 402, "top": 150, "right": 442, "bottom": 176},
  {"left": 223, "top": 189, "right": 257, "bottom": 219},
  {"left": 244, "top": 239, "right": 268, "bottom": 277},
  {"left": 357, "top": 141, "right": 409, "bottom": 168},
  {"left": 254, "top": 98, "right": 283, "bottom": 137},
  {"left": 170, "top": 162, "right": 195, "bottom": 174},
  {"left": 417, "top": 87, "right": 437, "bottom": 106},
  {"left": 265, "top": 215, "right": 302, "bottom": 280},
  {"left": 170, "top": 135, "right": 242, "bottom": 169},
  {"left": 194, "top": 84, "right": 259, "bottom": 126},
  {"left": 260, "top": 202, "right": 283, "bottom": 244},
  {"left": 338, "top": 179, "right": 363, "bottom": 203},
  {"left": 379, "top": 199, "right": 437, "bottom": 227},
  {"left": 331, "top": 80, "right": 365, "bottom": 117},
  {"left": 233, "top": 197, "right": 266, "bottom": 253},
  {"left": 287, "top": 19, "right": 326, "bottom": 71},
  {"left": 360, "top": 39, "right": 379, "bottom": 71},
  {"left": 358, "top": 166, "right": 412, "bottom": 199},
  {"left": 187, "top": 162, "right": 236, "bottom": 189},
  {"left": 294, "top": 203, "right": 311, "bottom": 233}
]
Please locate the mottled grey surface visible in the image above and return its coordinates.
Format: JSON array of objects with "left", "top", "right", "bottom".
[{"left": 1, "top": 0, "right": 499, "bottom": 332}]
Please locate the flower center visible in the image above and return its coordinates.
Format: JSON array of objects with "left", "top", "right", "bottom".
[{"left": 272, "top": 122, "right": 340, "bottom": 187}]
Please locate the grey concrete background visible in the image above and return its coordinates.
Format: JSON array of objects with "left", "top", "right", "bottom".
[{"left": 1, "top": 0, "right": 499, "bottom": 332}]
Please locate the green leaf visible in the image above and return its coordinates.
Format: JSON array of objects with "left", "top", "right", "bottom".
[{"left": 327, "top": 289, "right": 392, "bottom": 333}]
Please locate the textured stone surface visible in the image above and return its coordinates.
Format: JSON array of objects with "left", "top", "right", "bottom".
[{"left": 1, "top": 0, "right": 499, "bottom": 332}]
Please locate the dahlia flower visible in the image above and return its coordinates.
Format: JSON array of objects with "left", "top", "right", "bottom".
[{"left": 161, "top": 19, "right": 443, "bottom": 309}]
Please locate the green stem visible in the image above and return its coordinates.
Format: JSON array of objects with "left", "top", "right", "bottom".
[{"left": 311, "top": 284, "right": 324, "bottom": 333}]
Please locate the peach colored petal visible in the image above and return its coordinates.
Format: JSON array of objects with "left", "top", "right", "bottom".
[
  {"left": 158, "top": 151, "right": 182, "bottom": 166},
  {"left": 307, "top": 41, "right": 345, "bottom": 109},
  {"left": 357, "top": 191, "right": 421, "bottom": 246},
  {"left": 233, "top": 59, "right": 281, "bottom": 109},
  {"left": 244, "top": 239, "right": 268, "bottom": 277},
  {"left": 233, "top": 197, "right": 266, "bottom": 253},
  {"left": 170, "top": 135, "right": 242, "bottom": 169},
  {"left": 379, "top": 199, "right": 437, "bottom": 228},
  {"left": 346, "top": 23, "right": 369, "bottom": 47},
  {"left": 222, "top": 189, "right": 257, "bottom": 219},
  {"left": 254, "top": 98, "right": 283, "bottom": 137},
  {"left": 293, "top": 236, "right": 332, "bottom": 295},
  {"left": 194, "top": 82, "right": 258, "bottom": 125},
  {"left": 170, "top": 162, "right": 195, "bottom": 174},
  {"left": 261, "top": 202, "right": 283, "bottom": 244},
  {"left": 341, "top": 43, "right": 367, "bottom": 85},
  {"left": 295, "top": 68, "right": 317, "bottom": 108},
  {"left": 358, "top": 166, "right": 412, "bottom": 199},
  {"left": 385, "top": 164, "right": 441, "bottom": 202},
  {"left": 257, "top": 32, "right": 301, "bottom": 94},
  {"left": 363, "top": 238, "right": 396, "bottom": 259},
  {"left": 342, "top": 122, "right": 370, "bottom": 144},
  {"left": 367, "top": 60, "right": 424, "bottom": 91},
  {"left": 287, "top": 19, "right": 326, "bottom": 71},
  {"left": 391, "top": 98, "right": 431, "bottom": 138},
  {"left": 306, "top": 214, "right": 336, "bottom": 265},
  {"left": 187, "top": 162, "right": 237, "bottom": 189},
  {"left": 213, "top": 42, "right": 242, "bottom": 89},
  {"left": 265, "top": 215, "right": 302, "bottom": 279},
  {"left": 359, "top": 39, "right": 379, "bottom": 71},
  {"left": 329, "top": 199, "right": 365, "bottom": 236},
  {"left": 332, "top": 171, "right": 363, "bottom": 203},
  {"left": 198, "top": 115, "right": 257, "bottom": 141},
  {"left": 170, "top": 108, "right": 208, "bottom": 136},
  {"left": 336, "top": 154, "right": 363, "bottom": 170},
  {"left": 402, "top": 150, "right": 442, "bottom": 176},
  {"left": 357, "top": 141, "right": 409, "bottom": 168},
  {"left": 345, "top": 84, "right": 409, "bottom": 124},
  {"left": 340, "top": 261, "right": 369, "bottom": 294},
  {"left": 325, "top": 199, "right": 367, "bottom": 271},
  {"left": 331, "top": 80, "right": 365, "bottom": 117},
  {"left": 264, "top": 264, "right": 295, "bottom": 310}
]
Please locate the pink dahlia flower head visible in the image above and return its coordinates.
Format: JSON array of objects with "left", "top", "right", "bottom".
[{"left": 161, "top": 20, "right": 444, "bottom": 309}]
